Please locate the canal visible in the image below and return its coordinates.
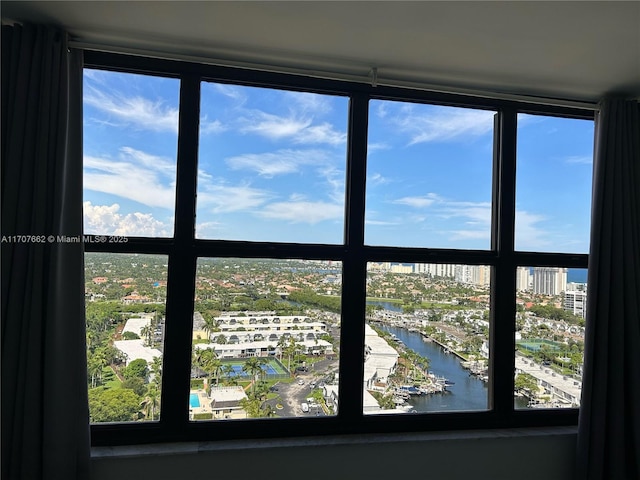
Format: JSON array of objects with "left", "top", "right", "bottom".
[
  {"left": 379, "top": 325, "right": 528, "bottom": 411},
  {"left": 380, "top": 325, "right": 488, "bottom": 412}
]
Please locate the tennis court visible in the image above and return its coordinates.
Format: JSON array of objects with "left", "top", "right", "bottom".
[
  {"left": 221, "top": 358, "right": 288, "bottom": 378},
  {"left": 517, "top": 339, "right": 563, "bottom": 352}
]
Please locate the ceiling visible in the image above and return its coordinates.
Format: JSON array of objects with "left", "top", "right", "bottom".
[{"left": 2, "top": 1, "right": 639, "bottom": 103}]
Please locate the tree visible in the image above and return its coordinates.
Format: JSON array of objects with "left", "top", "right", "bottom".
[
  {"left": 515, "top": 373, "right": 539, "bottom": 396},
  {"left": 87, "top": 352, "right": 106, "bottom": 388},
  {"left": 122, "top": 377, "right": 147, "bottom": 396},
  {"left": 150, "top": 356, "right": 163, "bottom": 389},
  {"left": 195, "top": 348, "right": 222, "bottom": 392},
  {"left": 88, "top": 388, "right": 141, "bottom": 423},
  {"left": 122, "top": 331, "right": 140, "bottom": 340},
  {"left": 141, "top": 384, "right": 161, "bottom": 421},
  {"left": 123, "top": 359, "right": 149, "bottom": 382},
  {"left": 202, "top": 315, "right": 217, "bottom": 342},
  {"left": 140, "top": 324, "right": 153, "bottom": 347},
  {"left": 242, "top": 357, "right": 266, "bottom": 395},
  {"left": 222, "top": 364, "right": 237, "bottom": 385}
]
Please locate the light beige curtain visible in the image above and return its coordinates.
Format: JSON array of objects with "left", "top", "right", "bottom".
[{"left": 1, "top": 24, "right": 90, "bottom": 480}]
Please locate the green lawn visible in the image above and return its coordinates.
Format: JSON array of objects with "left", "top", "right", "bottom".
[{"left": 102, "top": 366, "right": 122, "bottom": 389}]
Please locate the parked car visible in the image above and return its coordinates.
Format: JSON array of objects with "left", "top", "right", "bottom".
[{"left": 301, "top": 402, "right": 309, "bottom": 413}]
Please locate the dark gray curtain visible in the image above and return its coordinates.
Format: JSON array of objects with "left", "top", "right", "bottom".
[
  {"left": 1, "top": 24, "right": 90, "bottom": 480},
  {"left": 576, "top": 99, "right": 640, "bottom": 479}
]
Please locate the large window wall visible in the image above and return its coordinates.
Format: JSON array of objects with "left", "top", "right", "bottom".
[{"left": 83, "top": 51, "right": 593, "bottom": 445}]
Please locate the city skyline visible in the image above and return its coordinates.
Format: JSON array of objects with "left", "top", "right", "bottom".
[{"left": 83, "top": 69, "right": 594, "bottom": 252}]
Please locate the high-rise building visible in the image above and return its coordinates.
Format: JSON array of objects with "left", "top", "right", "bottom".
[
  {"left": 516, "top": 266, "right": 531, "bottom": 292},
  {"left": 416, "top": 263, "right": 456, "bottom": 278},
  {"left": 455, "top": 265, "right": 491, "bottom": 287},
  {"left": 532, "top": 267, "right": 567, "bottom": 295},
  {"left": 565, "top": 289, "right": 587, "bottom": 318}
]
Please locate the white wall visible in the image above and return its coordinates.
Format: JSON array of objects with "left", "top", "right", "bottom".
[{"left": 91, "top": 428, "right": 577, "bottom": 480}]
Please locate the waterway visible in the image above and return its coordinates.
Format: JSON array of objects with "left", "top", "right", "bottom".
[
  {"left": 379, "top": 325, "right": 528, "bottom": 411},
  {"left": 367, "top": 300, "right": 403, "bottom": 312},
  {"left": 380, "top": 325, "right": 488, "bottom": 412}
]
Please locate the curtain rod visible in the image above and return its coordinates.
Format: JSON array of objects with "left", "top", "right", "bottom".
[{"left": 69, "top": 40, "right": 598, "bottom": 111}]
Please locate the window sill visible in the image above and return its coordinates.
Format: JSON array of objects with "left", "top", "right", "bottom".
[{"left": 91, "top": 425, "right": 578, "bottom": 459}]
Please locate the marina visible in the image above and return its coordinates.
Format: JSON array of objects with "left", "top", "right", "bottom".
[
  {"left": 379, "top": 324, "right": 530, "bottom": 410},
  {"left": 380, "top": 325, "right": 489, "bottom": 412}
]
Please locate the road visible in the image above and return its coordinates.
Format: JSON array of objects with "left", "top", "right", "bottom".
[{"left": 266, "top": 358, "right": 338, "bottom": 417}]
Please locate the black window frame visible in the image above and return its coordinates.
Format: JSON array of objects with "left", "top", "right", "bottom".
[{"left": 84, "top": 51, "right": 592, "bottom": 446}]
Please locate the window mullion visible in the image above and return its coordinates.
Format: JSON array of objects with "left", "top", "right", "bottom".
[
  {"left": 338, "top": 93, "right": 369, "bottom": 422},
  {"left": 161, "top": 74, "right": 201, "bottom": 431},
  {"left": 490, "top": 108, "right": 518, "bottom": 416}
]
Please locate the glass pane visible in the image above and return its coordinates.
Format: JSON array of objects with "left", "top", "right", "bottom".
[
  {"left": 85, "top": 253, "right": 167, "bottom": 423},
  {"left": 196, "top": 83, "right": 348, "bottom": 243},
  {"left": 191, "top": 258, "right": 341, "bottom": 420},
  {"left": 515, "top": 267, "right": 585, "bottom": 409},
  {"left": 365, "top": 100, "right": 495, "bottom": 249},
  {"left": 515, "top": 114, "right": 594, "bottom": 253},
  {"left": 83, "top": 69, "right": 179, "bottom": 237},
  {"left": 365, "top": 262, "right": 490, "bottom": 414}
]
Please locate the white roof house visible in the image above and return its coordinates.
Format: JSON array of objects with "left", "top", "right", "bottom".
[
  {"left": 113, "top": 339, "right": 162, "bottom": 366},
  {"left": 121, "top": 315, "right": 153, "bottom": 337},
  {"left": 363, "top": 324, "right": 399, "bottom": 389}
]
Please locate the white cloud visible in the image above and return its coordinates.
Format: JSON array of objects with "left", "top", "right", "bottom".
[
  {"left": 365, "top": 219, "right": 400, "bottom": 226},
  {"left": 375, "top": 102, "right": 389, "bottom": 119},
  {"left": 449, "top": 229, "right": 491, "bottom": 241},
  {"left": 285, "top": 91, "right": 333, "bottom": 115},
  {"left": 392, "top": 105, "right": 494, "bottom": 144},
  {"left": 259, "top": 200, "right": 343, "bottom": 224},
  {"left": 241, "top": 112, "right": 311, "bottom": 139},
  {"left": 393, "top": 193, "right": 441, "bottom": 208},
  {"left": 296, "top": 123, "right": 347, "bottom": 145},
  {"left": 84, "top": 85, "right": 179, "bottom": 133},
  {"left": 368, "top": 172, "right": 389, "bottom": 186},
  {"left": 197, "top": 182, "right": 272, "bottom": 213},
  {"left": 211, "top": 83, "right": 247, "bottom": 103},
  {"left": 316, "top": 164, "right": 346, "bottom": 204},
  {"left": 367, "top": 142, "right": 391, "bottom": 154},
  {"left": 200, "top": 117, "right": 226, "bottom": 135},
  {"left": 565, "top": 155, "right": 593, "bottom": 165},
  {"left": 195, "top": 221, "right": 224, "bottom": 238},
  {"left": 440, "top": 201, "right": 492, "bottom": 225},
  {"left": 515, "top": 210, "right": 551, "bottom": 250},
  {"left": 240, "top": 111, "right": 346, "bottom": 145},
  {"left": 225, "top": 149, "right": 330, "bottom": 177},
  {"left": 84, "top": 147, "right": 176, "bottom": 209},
  {"left": 83, "top": 202, "right": 170, "bottom": 237}
]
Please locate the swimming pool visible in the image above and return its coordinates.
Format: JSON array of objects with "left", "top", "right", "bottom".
[{"left": 189, "top": 393, "right": 200, "bottom": 408}]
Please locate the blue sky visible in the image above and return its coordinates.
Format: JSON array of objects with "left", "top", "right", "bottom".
[{"left": 83, "top": 69, "right": 594, "bottom": 253}]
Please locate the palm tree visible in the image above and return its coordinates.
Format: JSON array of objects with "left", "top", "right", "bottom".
[
  {"left": 196, "top": 348, "right": 222, "bottom": 393},
  {"left": 87, "top": 355, "right": 105, "bottom": 388},
  {"left": 150, "top": 356, "right": 162, "bottom": 389},
  {"left": 88, "top": 348, "right": 108, "bottom": 387},
  {"left": 202, "top": 315, "right": 217, "bottom": 342},
  {"left": 222, "top": 364, "right": 237, "bottom": 385},
  {"left": 242, "top": 357, "right": 266, "bottom": 395},
  {"left": 276, "top": 335, "right": 288, "bottom": 362},
  {"left": 282, "top": 337, "right": 298, "bottom": 374},
  {"left": 141, "top": 384, "right": 161, "bottom": 421},
  {"left": 140, "top": 324, "right": 153, "bottom": 347}
]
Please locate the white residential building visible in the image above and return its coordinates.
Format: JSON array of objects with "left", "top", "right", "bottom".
[
  {"left": 532, "top": 267, "right": 567, "bottom": 295},
  {"left": 564, "top": 289, "right": 587, "bottom": 319},
  {"left": 516, "top": 267, "right": 532, "bottom": 292},
  {"left": 363, "top": 324, "right": 399, "bottom": 390}
]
